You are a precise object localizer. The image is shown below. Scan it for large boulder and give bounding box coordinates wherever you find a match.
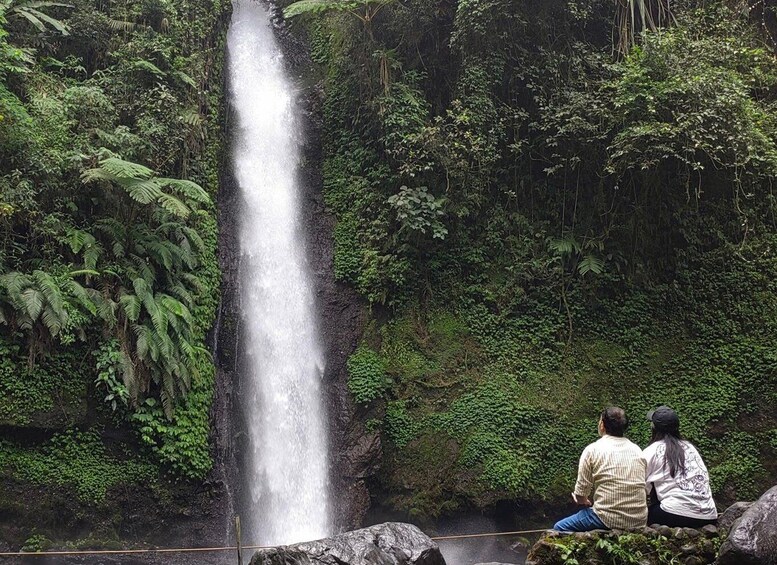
[717,501,752,534]
[250,523,446,565]
[718,486,777,565]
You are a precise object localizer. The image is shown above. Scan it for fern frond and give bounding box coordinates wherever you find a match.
[96,157,154,180]
[21,287,44,320]
[107,18,135,32]
[41,305,64,336]
[121,178,164,205]
[147,241,175,272]
[64,280,97,315]
[578,255,605,276]
[180,226,205,253]
[180,109,203,126]
[180,272,204,293]
[33,270,65,314]
[157,178,210,205]
[131,59,165,77]
[283,0,361,18]
[160,295,192,325]
[170,284,194,309]
[67,229,88,253]
[120,293,142,322]
[157,193,191,218]
[173,71,197,88]
[133,324,152,360]
[0,272,31,297]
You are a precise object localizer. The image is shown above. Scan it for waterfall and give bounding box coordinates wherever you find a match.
[227,0,330,546]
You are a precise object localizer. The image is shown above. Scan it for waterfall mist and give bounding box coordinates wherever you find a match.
[227,0,330,546]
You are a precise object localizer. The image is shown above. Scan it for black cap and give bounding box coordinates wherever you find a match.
[646,405,680,430]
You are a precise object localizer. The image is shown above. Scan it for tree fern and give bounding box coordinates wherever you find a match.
[82,156,210,219]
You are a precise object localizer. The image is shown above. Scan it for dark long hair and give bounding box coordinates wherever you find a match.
[650,426,686,478]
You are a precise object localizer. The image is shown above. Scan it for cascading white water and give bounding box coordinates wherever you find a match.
[227,0,330,546]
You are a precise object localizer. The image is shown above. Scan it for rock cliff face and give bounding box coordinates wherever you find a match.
[295,79,375,531]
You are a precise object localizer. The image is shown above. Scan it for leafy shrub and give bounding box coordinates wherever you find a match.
[347,345,388,404]
[0,430,156,503]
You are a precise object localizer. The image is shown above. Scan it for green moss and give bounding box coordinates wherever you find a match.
[0,430,157,504]
[531,531,722,565]
[347,345,388,404]
[0,340,87,427]
[368,239,777,517]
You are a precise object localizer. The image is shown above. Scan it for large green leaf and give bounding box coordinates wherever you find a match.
[157,193,191,218]
[157,178,210,204]
[283,0,361,18]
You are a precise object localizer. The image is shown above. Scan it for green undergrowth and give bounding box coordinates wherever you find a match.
[531,530,721,565]
[0,341,86,427]
[0,429,157,504]
[0,0,229,486]
[304,0,777,521]
[348,238,777,519]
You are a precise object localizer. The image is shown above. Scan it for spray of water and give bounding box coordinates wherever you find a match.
[227,0,330,546]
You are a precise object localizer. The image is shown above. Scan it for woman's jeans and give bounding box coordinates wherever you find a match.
[553,507,608,532]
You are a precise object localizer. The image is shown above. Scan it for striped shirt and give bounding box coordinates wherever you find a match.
[574,435,648,529]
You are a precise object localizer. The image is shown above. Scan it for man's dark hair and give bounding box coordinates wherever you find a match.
[601,406,628,437]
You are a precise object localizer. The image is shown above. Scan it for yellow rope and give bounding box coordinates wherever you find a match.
[0,529,549,557]
[431,528,549,541]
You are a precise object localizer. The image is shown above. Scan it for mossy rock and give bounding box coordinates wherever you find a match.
[526,528,721,565]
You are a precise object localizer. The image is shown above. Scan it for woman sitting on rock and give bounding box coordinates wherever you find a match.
[643,406,718,528]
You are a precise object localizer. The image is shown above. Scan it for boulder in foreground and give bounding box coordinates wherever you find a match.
[250,522,446,565]
[718,485,777,565]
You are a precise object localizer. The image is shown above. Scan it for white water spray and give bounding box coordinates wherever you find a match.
[227,0,330,546]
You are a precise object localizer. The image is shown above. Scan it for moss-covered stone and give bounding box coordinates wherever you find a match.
[526,527,722,565]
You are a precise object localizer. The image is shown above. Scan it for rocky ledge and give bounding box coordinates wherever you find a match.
[250,522,445,565]
[526,525,720,565]
[527,484,777,565]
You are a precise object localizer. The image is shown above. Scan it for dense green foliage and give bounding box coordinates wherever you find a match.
[530,529,721,565]
[287,0,777,519]
[0,0,228,504]
[0,430,156,503]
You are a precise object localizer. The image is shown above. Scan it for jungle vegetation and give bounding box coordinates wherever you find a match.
[284,0,777,518]
[0,0,228,524]
[0,0,775,548]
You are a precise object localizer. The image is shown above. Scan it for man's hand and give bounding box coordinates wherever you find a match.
[571,492,592,506]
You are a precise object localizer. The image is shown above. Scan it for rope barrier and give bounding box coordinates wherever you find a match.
[431,528,549,541]
[0,528,550,558]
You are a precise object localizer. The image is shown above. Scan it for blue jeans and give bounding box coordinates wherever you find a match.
[553,507,608,532]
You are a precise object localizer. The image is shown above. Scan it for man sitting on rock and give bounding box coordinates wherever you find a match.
[553,406,648,532]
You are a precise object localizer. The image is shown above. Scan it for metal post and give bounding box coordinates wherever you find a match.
[236,515,243,565]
